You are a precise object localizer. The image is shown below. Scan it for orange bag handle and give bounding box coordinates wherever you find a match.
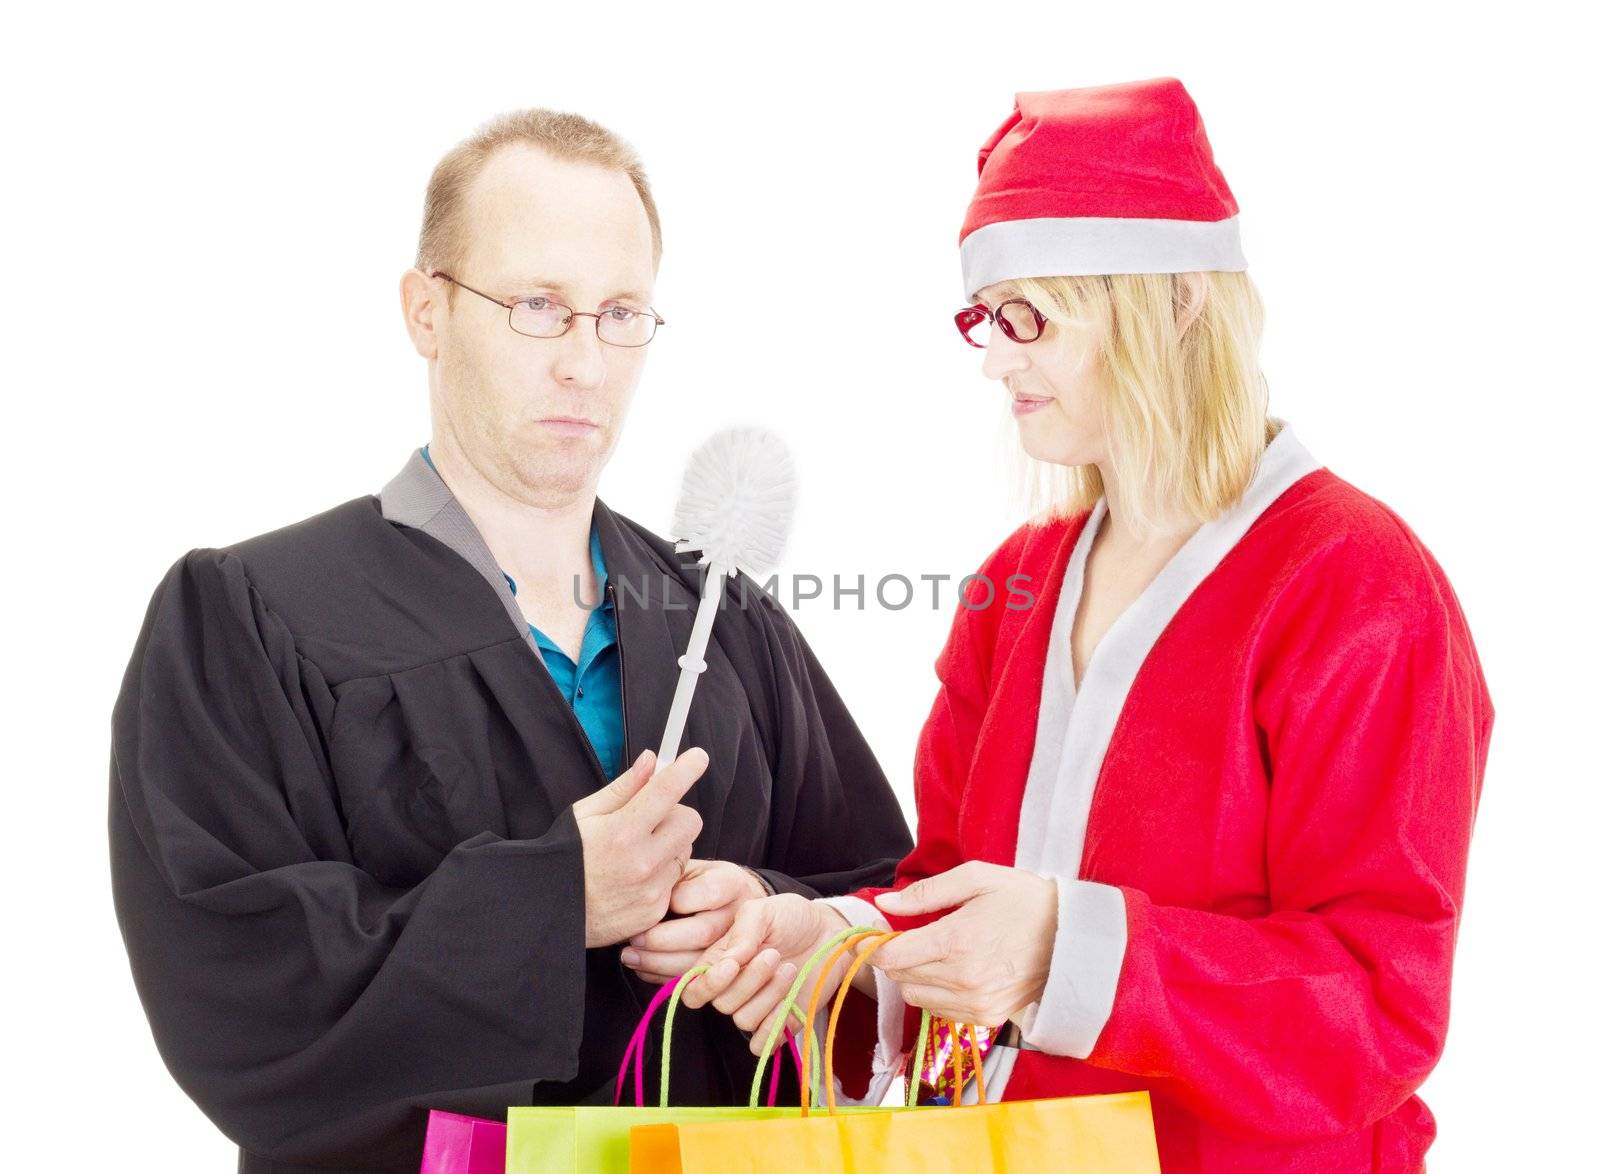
[810,934,990,1115]
[798,930,893,1113]
[748,924,885,1109]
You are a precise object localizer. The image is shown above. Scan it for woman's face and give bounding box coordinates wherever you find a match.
[975,281,1110,468]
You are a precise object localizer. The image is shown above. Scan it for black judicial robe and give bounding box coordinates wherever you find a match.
[108,463,911,1173]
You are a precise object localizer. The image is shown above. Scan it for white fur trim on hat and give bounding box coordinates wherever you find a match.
[961,214,1246,299]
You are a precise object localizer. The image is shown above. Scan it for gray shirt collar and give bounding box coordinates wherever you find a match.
[378,448,537,652]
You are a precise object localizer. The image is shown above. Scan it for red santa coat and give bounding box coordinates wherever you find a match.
[827,424,1493,1172]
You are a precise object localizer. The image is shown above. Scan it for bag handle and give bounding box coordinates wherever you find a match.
[906,1016,988,1109]
[746,924,990,1113]
[748,925,885,1108]
[814,937,990,1114]
[612,967,802,1109]
[797,931,897,1114]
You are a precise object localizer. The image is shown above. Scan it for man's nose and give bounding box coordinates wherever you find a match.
[551,316,607,388]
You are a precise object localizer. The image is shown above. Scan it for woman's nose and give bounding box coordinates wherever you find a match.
[981,333,1028,382]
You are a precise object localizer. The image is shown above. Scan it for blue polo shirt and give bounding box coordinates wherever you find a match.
[421,445,625,779]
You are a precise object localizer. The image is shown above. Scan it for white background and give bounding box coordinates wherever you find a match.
[4,2,1595,1169]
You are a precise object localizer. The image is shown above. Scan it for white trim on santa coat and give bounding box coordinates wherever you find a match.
[1010,419,1323,1069]
[1013,501,1097,869]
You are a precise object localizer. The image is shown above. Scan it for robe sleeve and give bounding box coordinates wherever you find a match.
[1036,584,1494,1143]
[739,579,913,901]
[109,550,589,1168]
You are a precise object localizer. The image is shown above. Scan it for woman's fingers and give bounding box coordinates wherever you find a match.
[898,983,970,1023]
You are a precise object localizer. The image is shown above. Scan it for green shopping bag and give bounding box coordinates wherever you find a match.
[506,947,841,1173]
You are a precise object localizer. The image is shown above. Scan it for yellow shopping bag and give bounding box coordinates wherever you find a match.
[632,930,1162,1172]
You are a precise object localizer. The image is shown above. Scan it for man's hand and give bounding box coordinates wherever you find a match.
[871,861,1057,1025]
[678,894,851,1055]
[573,748,709,948]
[620,860,768,983]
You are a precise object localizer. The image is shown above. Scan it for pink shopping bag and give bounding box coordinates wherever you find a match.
[419,1108,506,1174]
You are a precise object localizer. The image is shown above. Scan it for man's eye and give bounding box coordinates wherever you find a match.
[605,307,639,321]
[523,297,550,310]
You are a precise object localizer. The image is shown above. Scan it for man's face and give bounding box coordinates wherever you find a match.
[431,145,657,507]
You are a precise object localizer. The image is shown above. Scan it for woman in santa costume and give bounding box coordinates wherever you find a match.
[671,77,1494,1171]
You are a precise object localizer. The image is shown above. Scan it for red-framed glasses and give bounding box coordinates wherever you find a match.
[954,298,1048,349]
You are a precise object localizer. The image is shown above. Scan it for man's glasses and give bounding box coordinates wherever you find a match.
[953,298,1048,349]
[432,271,665,347]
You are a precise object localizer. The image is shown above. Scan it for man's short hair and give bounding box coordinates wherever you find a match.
[416,109,663,300]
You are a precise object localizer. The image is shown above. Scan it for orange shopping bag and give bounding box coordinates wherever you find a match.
[632,929,1162,1172]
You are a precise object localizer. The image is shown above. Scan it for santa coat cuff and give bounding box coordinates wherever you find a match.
[1016,878,1129,1059]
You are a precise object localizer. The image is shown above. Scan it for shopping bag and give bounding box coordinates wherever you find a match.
[418,1109,506,1174]
[505,965,809,1172]
[631,927,925,1171]
[633,929,1163,1172]
[633,1092,1161,1172]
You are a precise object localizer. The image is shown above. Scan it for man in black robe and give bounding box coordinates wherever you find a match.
[109,108,911,1173]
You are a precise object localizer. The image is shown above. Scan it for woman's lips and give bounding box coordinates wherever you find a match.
[538,416,600,437]
[1010,396,1052,417]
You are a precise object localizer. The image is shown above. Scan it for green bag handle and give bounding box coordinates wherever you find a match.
[657,963,805,1110]
[658,963,712,1109]
[750,926,872,1107]
[747,925,939,1111]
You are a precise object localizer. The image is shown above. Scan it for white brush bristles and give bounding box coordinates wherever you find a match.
[671,427,797,578]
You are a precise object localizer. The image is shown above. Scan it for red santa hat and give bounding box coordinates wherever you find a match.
[960,77,1246,299]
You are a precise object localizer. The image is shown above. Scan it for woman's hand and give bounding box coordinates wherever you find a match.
[678,894,850,1055]
[620,860,767,983]
[872,862,1058,1026]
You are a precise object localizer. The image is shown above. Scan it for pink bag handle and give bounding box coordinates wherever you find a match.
[612,968,803,1108]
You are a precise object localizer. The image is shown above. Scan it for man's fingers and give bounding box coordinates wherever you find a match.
[626,747,709,827]
[669,864,746,915]
[725,958,795,1033]
[873,861,990,917]
[620,947,702,977]
[575,750,656,818]
[654,804,704,861]
[747,969,803,1057]
[628,909,731,955]
[679,953,741,1009]
[716,899,779,968]
[712,948,779,1022]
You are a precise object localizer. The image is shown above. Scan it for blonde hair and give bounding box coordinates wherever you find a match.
[415,109,662,303]
[1009,271,1275,537]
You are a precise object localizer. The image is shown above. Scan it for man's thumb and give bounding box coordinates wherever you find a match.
[873,864,985,916]
[580,750,655,816]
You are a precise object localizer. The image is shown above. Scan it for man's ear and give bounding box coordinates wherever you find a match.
[400,267,441,360]
[1174,271,1209,340]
